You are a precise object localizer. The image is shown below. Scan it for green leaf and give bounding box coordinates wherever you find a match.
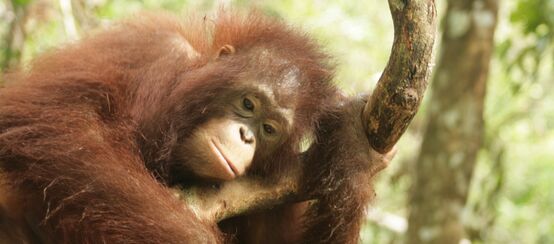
[12,0,33,7]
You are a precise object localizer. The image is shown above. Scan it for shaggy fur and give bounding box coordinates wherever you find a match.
[0,10,380,244]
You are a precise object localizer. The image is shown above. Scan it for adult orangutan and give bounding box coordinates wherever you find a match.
[0,11,391,243]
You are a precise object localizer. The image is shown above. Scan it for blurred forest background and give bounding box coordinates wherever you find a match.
[0,0,552,243]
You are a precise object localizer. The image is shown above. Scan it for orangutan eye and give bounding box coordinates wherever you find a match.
[263,124,275,135]
[243,98,254,111]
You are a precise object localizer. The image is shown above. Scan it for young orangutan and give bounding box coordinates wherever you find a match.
[0,11,391,243]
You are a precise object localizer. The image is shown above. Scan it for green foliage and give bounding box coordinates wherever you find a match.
[499,0,554,94]
[471,1,554,242]
[11,0,32,7]
[511,0,554,35]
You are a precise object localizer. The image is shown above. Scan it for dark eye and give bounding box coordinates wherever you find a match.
[263,124,275,135]
[243,98,254,111]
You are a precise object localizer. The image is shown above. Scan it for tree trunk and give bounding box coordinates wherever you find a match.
[406,0,499,243]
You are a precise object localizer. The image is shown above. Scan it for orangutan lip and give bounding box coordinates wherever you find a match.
[210,139,238,177]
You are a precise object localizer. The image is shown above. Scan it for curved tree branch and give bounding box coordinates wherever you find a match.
[363,0,437,153]
[182,0,437,222]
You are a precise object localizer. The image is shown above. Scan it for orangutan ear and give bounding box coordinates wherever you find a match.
[217,44,236,58]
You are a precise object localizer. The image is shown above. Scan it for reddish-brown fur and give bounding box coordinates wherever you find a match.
[222,98,379,244]
[0,10,380,244]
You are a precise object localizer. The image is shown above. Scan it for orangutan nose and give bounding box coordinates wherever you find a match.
[239,126,255,144]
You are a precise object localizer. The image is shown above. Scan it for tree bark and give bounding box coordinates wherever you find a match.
[406,0,499,243]
[363,0,437,153]
[183,0,437,223]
